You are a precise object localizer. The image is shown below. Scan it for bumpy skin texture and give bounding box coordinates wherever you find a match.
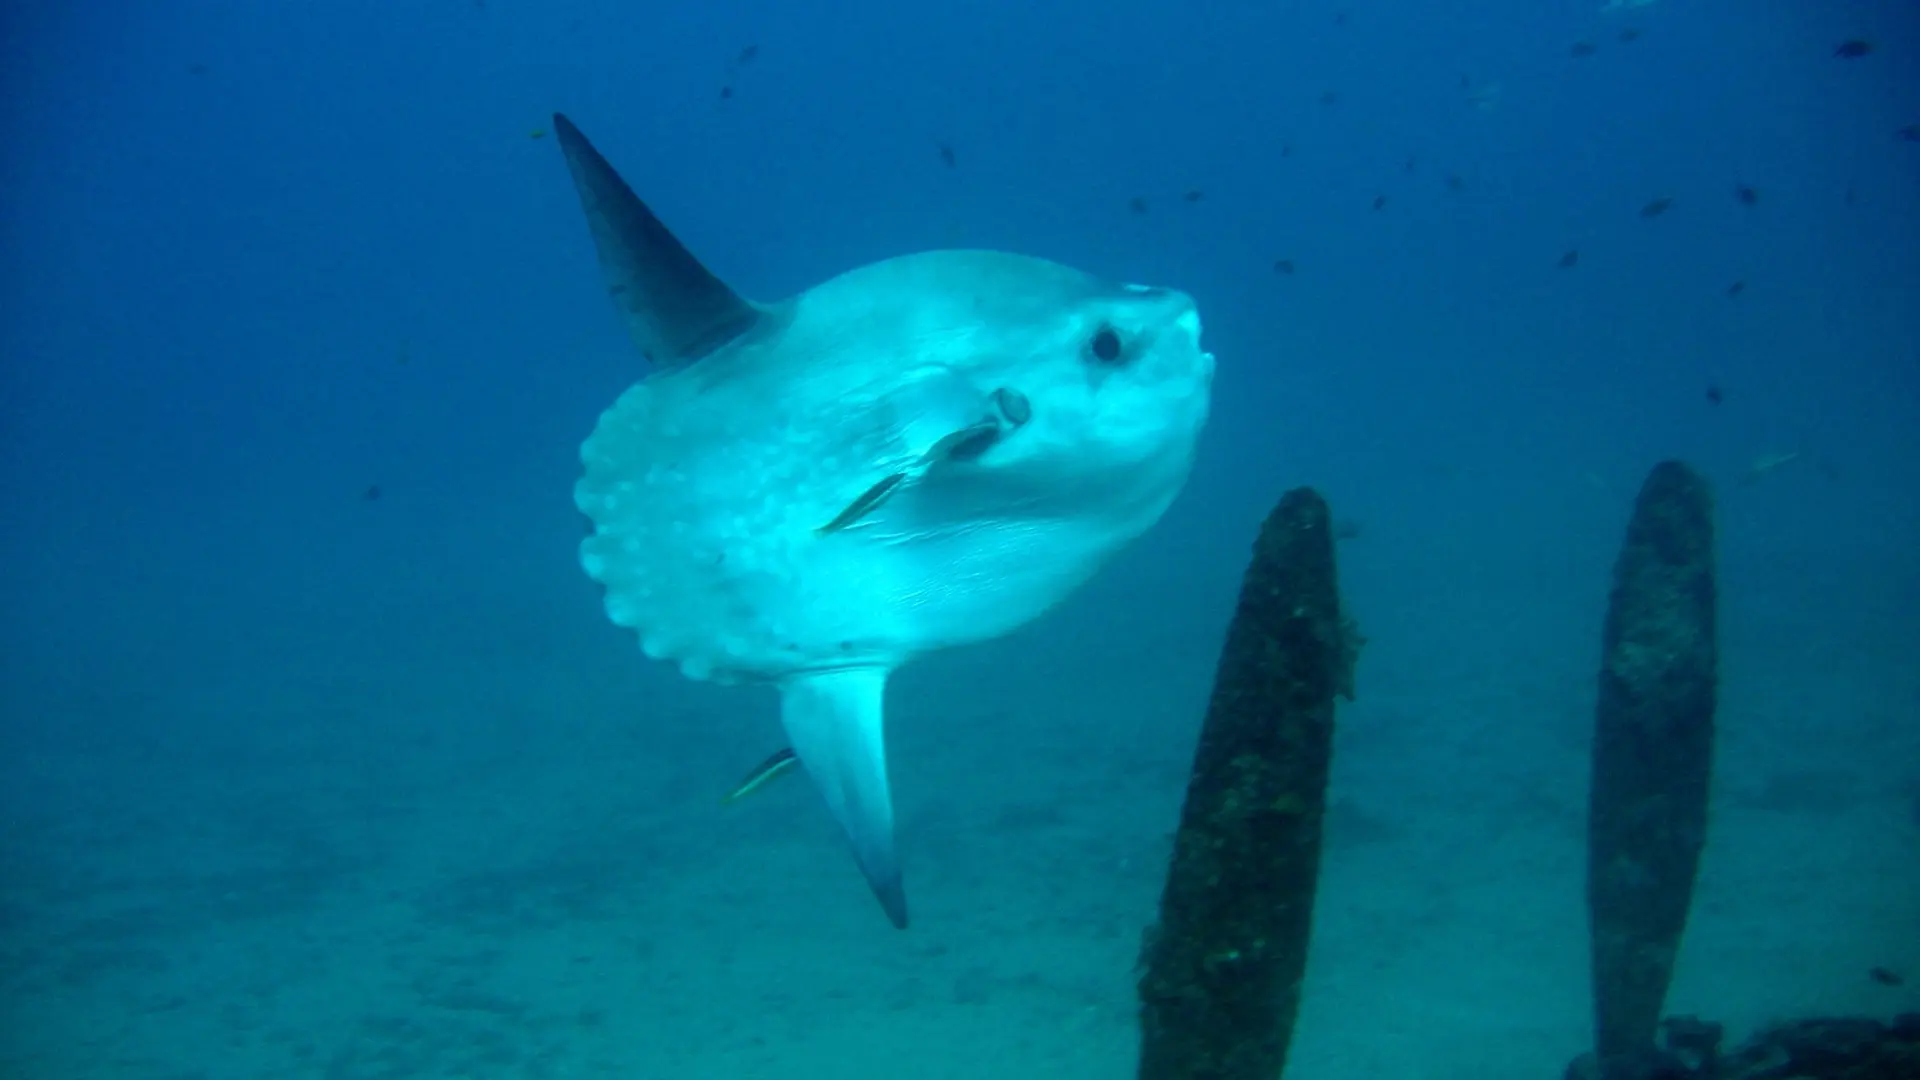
[575,249,1213,685]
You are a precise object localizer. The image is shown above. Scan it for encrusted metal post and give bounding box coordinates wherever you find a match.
[1137,488,1355,1080]
[1586,460,1718,1066]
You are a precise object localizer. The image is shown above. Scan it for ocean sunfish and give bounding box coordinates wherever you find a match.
[553,112,1213,928]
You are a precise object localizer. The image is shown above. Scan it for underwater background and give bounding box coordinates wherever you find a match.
[3,1,1917,1077]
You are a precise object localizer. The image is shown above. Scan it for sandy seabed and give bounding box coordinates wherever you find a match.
[3,534,1915,1080]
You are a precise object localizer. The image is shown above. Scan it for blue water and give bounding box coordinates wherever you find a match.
[3,1,1916,1077]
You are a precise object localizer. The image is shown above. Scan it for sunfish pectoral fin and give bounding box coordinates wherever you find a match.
[817,472,909,535]
[814,418,998,535]
[816,381,1032,534]
[779,668,909,929]
[551,112,764,369]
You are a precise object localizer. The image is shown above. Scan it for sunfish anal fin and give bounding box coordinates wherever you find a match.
[551,112,763,369]
[779,668,908,929]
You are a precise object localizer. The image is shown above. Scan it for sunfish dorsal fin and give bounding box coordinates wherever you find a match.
[779,668,909,929]
[551,112,763,369]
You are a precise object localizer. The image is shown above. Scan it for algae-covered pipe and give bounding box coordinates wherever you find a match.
[1587,460,1717,1064]
[1137,487,1355,1080]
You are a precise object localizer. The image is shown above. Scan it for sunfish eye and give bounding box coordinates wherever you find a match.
[1089,325,1124,364]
